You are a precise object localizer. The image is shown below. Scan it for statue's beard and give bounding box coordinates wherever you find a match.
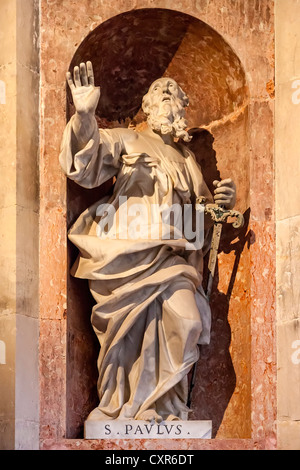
[147,101,192,142]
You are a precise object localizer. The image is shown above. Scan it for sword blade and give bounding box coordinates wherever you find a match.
[206,222,223,300]
[187,214,224,407]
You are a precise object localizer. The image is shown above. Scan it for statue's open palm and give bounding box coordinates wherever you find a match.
[67,61,100,115]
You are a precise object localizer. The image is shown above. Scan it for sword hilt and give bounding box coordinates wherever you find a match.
[204,203,244,228]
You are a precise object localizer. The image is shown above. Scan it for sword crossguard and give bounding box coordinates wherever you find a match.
[204,203,244,229]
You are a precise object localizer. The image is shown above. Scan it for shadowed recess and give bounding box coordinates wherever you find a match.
[67,8,248,128]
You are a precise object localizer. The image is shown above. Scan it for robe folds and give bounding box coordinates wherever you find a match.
[59,116,214,420]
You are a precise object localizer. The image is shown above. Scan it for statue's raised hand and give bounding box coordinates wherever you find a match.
[67,61,100,115]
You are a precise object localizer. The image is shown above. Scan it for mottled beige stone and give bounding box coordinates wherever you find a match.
[275,0,300,85]
[275,0,300,450]
[0,0,17,451]
[0,0,39,451]
[0,314,16,412]
[276,216,300,323]
[275,82,300,221]
[16,65,39,212]
[275,0,300,219]
[16,0,39,72]
[277,319,300,421]
[277,421,300,451]
[0,0,17,66]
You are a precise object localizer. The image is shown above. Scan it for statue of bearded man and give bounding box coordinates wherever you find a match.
[59,62,236,423]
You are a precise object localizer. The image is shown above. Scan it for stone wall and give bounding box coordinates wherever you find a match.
[0,0,40,450]
[275,0,300,450]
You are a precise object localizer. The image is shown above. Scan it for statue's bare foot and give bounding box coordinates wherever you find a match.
[137,409,163,423]
[166,414,181,421]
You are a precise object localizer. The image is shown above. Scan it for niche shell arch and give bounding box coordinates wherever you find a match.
[65,8,251,439]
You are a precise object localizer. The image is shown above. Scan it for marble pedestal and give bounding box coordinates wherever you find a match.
[84,419,212,439]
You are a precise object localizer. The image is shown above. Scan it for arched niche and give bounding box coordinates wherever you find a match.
[65,8,251,439]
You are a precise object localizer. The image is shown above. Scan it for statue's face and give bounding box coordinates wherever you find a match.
[147,78,181,113]
[142,77,191,142]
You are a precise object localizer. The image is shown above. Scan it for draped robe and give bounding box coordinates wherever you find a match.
[59,117,214,420]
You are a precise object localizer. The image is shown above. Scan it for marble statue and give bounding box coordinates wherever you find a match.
[59,61,236,423]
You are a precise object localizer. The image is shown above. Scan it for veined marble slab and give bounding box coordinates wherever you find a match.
[84,419,212,439]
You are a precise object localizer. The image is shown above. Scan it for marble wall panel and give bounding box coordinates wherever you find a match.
[40,436,269,451]
[275,0,300,450]
[0,63,17,210]
[249,221,276,441]
[16,0,39,73]
[15,314,39,449]
[277,319,300,421]
[249,100,275,223]
[0,0,17,451]
[277,421,300,451]
[0,0,17,65]
[276,82,300,221]
[16,65,39,212]
[0,313,15,449]
[275,0,300,86]
[39,318,67,442]
[0,0,40,449]
[277,215,300,323]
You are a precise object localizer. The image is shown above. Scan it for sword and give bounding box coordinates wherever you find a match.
[187,201,244,408]
[205,203,244,300]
